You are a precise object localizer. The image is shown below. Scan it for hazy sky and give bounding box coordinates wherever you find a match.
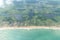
[0,0,13,8]
[0,0,23,8]
[0,0,4,7]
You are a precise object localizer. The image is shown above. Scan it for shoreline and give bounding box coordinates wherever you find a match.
[0,26,60,30]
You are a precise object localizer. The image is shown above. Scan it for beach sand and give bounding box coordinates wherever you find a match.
[0,26,60,30]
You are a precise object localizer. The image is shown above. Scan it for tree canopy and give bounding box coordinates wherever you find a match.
[0,0,60,26]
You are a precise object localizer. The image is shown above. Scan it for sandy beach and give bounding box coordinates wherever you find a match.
[0,26,60,30]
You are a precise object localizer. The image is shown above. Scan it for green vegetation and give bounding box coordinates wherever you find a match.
[0,0,60,26]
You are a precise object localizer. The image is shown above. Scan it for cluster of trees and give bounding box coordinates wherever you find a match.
[0,0,60,26]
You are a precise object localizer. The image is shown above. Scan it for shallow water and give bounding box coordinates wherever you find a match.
[0,29,60,40]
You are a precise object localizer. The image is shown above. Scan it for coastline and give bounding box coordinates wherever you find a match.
[0,26,60,30]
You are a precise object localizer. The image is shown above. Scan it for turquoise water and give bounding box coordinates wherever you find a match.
[0,29,60,40]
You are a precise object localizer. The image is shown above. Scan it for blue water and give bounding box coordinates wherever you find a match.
[0,29,60,40]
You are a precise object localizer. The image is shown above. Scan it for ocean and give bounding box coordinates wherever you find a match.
[0,29,60,40]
